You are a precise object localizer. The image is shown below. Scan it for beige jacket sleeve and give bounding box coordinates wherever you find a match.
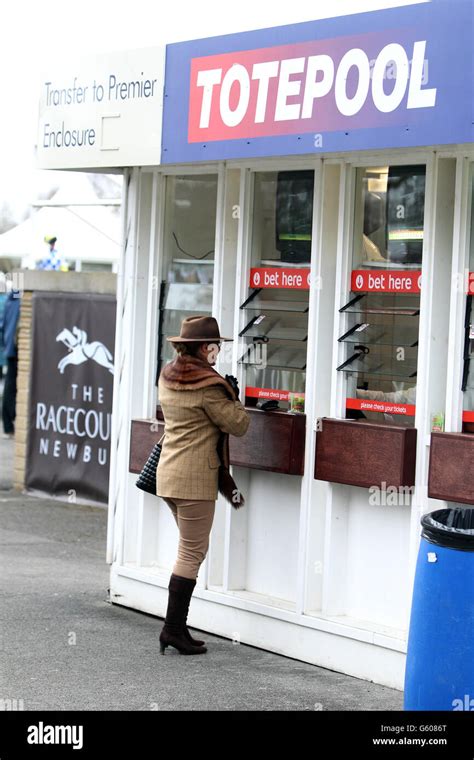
[202,386,250,437]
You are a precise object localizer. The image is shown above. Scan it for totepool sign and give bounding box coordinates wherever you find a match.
[162,0,473,162]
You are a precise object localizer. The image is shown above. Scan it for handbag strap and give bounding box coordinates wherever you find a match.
[151,421,165,446]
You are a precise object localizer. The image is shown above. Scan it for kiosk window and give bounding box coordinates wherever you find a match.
[462,170,474,424]
[157,174,218,380]
[338,165,425,427]
[238,170,314,411]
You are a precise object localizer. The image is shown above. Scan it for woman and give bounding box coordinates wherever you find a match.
[156,315,250,655]
[0,290,6,382]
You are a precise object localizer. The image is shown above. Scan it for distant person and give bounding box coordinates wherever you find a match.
[36,235,69,271]
[0,283,21,439]
[0,290,6,381]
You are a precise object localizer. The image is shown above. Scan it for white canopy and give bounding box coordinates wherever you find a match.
[0,173,122,269]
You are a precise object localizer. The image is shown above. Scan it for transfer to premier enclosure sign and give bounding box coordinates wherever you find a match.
[37,47,165,169]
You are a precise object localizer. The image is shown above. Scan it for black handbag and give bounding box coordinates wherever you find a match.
[135,432,165,496]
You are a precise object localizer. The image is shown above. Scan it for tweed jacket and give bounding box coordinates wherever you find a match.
[156,372,250,501]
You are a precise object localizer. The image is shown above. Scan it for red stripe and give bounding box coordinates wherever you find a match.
[245,386,300,401]
[346,397,416,416]
[351,269,422,293]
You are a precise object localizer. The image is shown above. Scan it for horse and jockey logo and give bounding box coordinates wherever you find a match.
[56,326,114,375]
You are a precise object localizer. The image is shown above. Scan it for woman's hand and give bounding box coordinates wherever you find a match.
[225,374,240,399]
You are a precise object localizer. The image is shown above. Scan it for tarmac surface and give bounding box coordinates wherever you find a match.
[0,433,402,711]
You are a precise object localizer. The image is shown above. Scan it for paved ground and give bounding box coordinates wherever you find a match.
[0,433,402,711]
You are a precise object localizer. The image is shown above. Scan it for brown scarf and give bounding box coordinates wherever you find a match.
[160,354,245,508]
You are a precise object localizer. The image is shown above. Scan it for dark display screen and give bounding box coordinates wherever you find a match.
[386,164,426,265]
[275,170,314,263]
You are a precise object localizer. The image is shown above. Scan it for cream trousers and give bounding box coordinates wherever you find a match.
[163,497,216,580]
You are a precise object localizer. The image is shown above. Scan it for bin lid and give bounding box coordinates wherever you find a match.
[421,508,474,551]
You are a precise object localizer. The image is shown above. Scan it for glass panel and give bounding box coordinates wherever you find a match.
[240,342,307,371]
[253,170,314,265]
[241,311,308,342]
[245,365,306,396]
[338,347,418,378]
[341,293,420,316]
[338,321,419,347]
[242,297,309,313]
[353,165,425,270]
[163,283,214,312]
[157,175,218,381]
[240,170,314,410]
[349,377,417,426]
[340,164,425,427]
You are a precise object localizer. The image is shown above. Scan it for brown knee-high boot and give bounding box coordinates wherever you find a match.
[159,574,207,655]
[177,575,206,647]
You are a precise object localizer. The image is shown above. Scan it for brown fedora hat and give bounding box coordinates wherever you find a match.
[166,315,233,343]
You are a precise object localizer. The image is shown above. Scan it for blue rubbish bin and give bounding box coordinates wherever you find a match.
[404,508,474,710]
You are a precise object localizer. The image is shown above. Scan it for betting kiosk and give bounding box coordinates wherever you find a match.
[37,1,474,690]
[120,2,473,690]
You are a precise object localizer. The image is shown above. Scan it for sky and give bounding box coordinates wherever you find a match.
[0,0,429,221]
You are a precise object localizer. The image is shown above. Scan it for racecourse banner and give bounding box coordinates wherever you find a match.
[25,292,116,504]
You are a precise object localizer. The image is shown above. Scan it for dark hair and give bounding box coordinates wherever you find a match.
[172,341,204,357]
